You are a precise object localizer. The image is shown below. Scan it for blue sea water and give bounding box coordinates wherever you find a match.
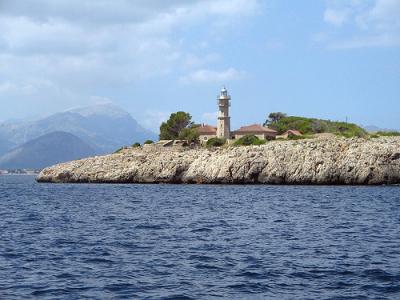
[0,175,399,299]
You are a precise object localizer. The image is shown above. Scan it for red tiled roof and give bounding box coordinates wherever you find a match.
[233,124,277,135]
[196,124,217,135]
[286,129,302,136]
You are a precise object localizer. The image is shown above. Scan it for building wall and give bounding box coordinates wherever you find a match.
[233,133,276,140]
[217,97,231,139]
[233,133,263,140]
[217,117,230,139]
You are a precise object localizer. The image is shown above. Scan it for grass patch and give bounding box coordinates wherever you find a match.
[269,116,367,138]
[206,137,226,147]
[375,131,400,136]
[114,146,127,153]
[287,134,313,140]
[234,135,266,146]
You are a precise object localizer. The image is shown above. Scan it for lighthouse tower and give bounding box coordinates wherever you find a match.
[216,87,231,139]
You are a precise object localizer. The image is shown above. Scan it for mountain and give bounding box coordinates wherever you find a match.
[0,103,157,155]
[362,125,398,133]
[0,131,96,169]
[0,137,11,156]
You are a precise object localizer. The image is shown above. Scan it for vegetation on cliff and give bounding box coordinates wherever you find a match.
[375,131,400,137]
[234,135,266,146]
[206,137,226,147]
[159,111,199,143]
[37,137,400,185]
[265,113,367,138]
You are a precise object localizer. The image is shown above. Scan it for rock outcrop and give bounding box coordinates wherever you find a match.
[36,137,400,185]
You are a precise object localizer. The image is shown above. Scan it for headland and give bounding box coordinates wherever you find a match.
[36,136,400,185]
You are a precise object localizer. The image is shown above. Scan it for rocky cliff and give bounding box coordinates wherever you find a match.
[36,137,400,185]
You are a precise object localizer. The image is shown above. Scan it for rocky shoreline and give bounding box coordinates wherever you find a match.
[36,137,400,185]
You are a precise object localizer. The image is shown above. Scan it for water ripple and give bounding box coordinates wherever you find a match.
[1,176,400,299]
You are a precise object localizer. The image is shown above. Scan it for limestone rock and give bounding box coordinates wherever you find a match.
[36,137,400,185]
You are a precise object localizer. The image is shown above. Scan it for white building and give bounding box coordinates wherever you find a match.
[196,87,278,143]
[216,87,231,139]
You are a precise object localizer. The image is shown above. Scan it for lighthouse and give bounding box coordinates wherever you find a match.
[216,87,231,139]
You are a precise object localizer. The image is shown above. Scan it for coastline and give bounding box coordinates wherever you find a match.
[36,136,400,185]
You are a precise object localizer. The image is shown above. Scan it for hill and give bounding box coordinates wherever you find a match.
[0,131,96,169]
[363,125,399,133]
[268,115,367,137]
[37,137,400,185]
[0,103,157,155]
[0,137,10,156]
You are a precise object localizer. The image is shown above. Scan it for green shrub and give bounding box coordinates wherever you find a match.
[288,134,309,140]
[159,111,193,140]
[132,142,141,148]
[267,115,367,138]
[234,135,266,146]
[178,127,199,143]
[144,140,154,144]
[206,137,226,147]
[375,131,400,136]
[114,147,126,153]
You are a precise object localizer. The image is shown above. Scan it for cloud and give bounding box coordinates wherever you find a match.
[321,0,400,48]
[357,0,400,30]
[329,33,400,49]
[0,0,260,25]
[140,110,171,132]
[0,81,17,94]
[180,68,246,84]
[324,9,350,27]
[265,39,284,50]
[0,79,58,96]
[0,0,259,118]
[182,53,220,69]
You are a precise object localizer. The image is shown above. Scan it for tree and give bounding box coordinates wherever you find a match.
[234,135,266,146]
[159,111,193,140]
[206,137,226,147]
[132,142,141,148]
[178,127,199,143]
[263,112,287,126]
[144,140,154,144]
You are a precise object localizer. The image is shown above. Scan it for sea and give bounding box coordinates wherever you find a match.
[1,175,399,299]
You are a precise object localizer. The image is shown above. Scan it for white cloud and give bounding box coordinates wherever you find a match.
[202,0,259,16]
[0,0,260,25]
[180,68,246,84]
[139,110,171,132]
[0,0,259,118]
[265,39,284,50]
[183,53,220,69]
[321,0,400,48]
[0,79,58,96]
[357,0,400,30]
[0,81,17,94]
[324,9,350,27]
[89,96,113,105]
[329,33,400,49]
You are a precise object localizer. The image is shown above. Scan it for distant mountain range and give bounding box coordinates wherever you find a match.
[0,131,96,169]
[362,125,399,133]
[0,104,157,169]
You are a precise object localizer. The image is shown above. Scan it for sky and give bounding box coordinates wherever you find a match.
[0,0,399,131]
